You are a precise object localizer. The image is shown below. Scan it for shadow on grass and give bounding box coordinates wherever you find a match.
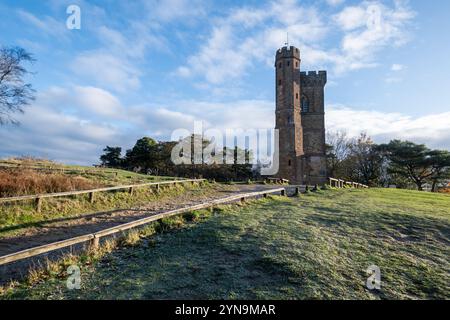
[45,207,304,300]
[307,208,450,246]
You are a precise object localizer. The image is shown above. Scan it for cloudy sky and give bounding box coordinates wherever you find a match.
[0,0,449,164]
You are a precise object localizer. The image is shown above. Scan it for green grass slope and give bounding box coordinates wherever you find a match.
[4,188,450,300]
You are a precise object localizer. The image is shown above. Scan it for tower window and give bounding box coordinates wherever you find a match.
[287,115,294,124]
[296,93,299,99]
[278,79,282,86]
[288,159,292,166]
[301,95,310,112]
[287,61,290,67]
[296,61,299,68]
[279,62,282,68]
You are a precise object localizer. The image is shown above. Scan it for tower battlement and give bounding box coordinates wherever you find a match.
[275,46,300,60]
[300,70,327,87]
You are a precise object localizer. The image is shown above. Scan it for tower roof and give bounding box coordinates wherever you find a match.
[276,46,300,60]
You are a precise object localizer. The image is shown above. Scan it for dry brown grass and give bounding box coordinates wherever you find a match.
[0,169,102,197]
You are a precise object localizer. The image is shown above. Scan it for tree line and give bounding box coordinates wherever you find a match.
[326,131,450,191]
[101,133,450,191]
[99,136,254,182]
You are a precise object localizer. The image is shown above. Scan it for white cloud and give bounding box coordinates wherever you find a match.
[178,0,329,85]
[177,0,415,87]
[335,1,415,73]
[326,104,450,150]
[333,6,367,31]
[96,25,167,60]
[0,107,124,165]
[129,99,274,138]
[391,63,405,71]
[17,9,68,40]
[73,86,124,117]
[72,51,141,93]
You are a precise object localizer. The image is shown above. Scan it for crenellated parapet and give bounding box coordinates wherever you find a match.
[275,46,300,62]
[300,70,327,87]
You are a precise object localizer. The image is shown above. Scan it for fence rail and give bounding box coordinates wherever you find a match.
[0,179,206,212]
[0,187,285,266]
[328,178,368,189]
[265,178,290,184]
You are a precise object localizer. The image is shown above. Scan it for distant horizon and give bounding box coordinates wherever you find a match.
[1,0,449,165]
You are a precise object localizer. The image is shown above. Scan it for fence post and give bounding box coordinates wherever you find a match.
[294,187,300,196]
[90,236,99,250]
[35,197,42,213]
[129,187,134,195]
[89,192,95,204]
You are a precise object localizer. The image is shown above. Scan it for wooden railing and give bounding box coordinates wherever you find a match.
[0,187,286,266]
[265,178,290,184]
[0,179,206,212]
[328,178,368,189]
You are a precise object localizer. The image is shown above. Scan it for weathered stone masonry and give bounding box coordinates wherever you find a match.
[274,46,327,185]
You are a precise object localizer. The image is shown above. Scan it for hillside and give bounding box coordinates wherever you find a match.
[0,158,182,237]
[3,188,449,300]
[0,158,176,197]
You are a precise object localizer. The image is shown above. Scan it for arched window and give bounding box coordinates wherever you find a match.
[301,95,309,112]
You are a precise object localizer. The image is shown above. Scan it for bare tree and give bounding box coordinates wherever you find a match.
[348,132,383,186]
[0,46,35,125]
[326,130,351,177]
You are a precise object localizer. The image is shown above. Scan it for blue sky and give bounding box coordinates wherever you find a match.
[0,0,449,164]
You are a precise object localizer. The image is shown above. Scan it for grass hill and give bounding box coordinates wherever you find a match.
[3,188,449,300]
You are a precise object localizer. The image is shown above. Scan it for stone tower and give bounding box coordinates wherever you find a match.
[274,46,327,185]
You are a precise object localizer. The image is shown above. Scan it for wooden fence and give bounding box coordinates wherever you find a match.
[0,187,286,266]
[0,179,206,212]
[265,178,290,184]
[328,178,368,189]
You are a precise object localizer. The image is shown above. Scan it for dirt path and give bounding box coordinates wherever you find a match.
[0,184,280,256]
